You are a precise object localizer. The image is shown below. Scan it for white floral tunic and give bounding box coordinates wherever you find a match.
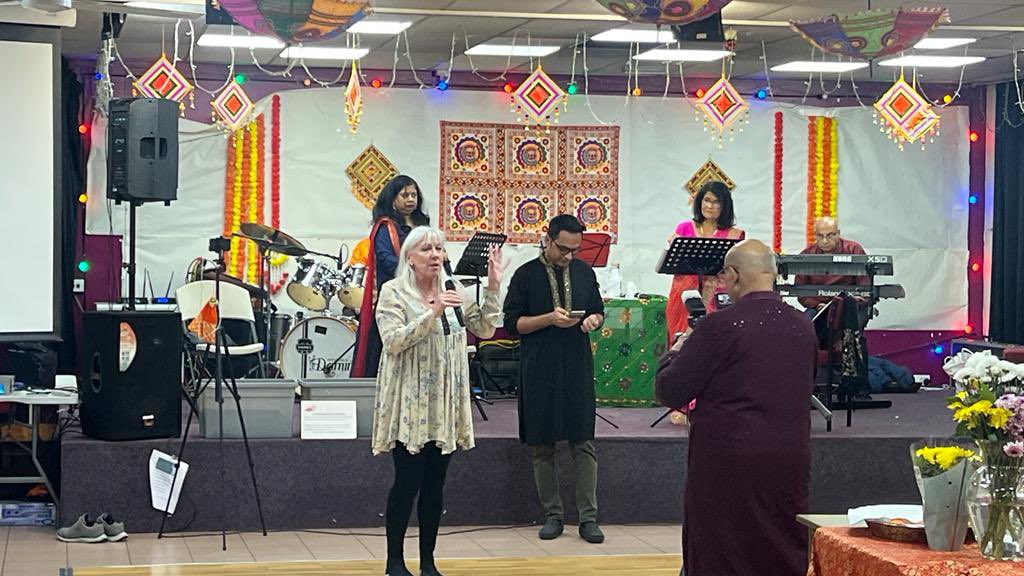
[371,281,501,456]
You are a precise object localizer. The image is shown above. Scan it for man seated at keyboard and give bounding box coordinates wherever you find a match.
[794,217,871,316]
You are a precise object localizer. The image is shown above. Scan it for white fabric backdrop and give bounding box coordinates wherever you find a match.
[86,87,970,329]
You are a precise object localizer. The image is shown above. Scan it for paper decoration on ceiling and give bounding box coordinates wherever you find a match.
[873,73,940,151]
[595,0,732,25]
[685,160,735,205]
[695,76,749,146]
[790,7,949,60]
[212,80,255,132]
[344,62,363,134]
[213,0,368,44]
[133,54,194,113]
[806,116,839,245]
[511,66,566,131]
[346,145,398,210]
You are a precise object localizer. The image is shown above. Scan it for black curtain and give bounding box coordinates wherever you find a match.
[992,84,1024,344]
[57,58,84,370]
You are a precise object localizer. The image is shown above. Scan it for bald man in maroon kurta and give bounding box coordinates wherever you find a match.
[656,240,816,576]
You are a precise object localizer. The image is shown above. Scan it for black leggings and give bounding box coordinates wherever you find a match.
[386,442,452,565]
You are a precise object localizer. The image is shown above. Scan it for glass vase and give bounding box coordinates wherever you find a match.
[966,441,1024,560]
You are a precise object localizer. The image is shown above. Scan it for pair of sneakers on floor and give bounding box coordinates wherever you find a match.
[56,514,127,543]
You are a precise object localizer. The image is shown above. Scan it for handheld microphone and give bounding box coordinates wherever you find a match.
[442,261,465,328]
[682,289,706,328]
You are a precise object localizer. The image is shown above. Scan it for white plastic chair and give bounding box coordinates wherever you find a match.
[176,280,264,371]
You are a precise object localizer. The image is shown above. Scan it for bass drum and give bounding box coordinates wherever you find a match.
[280,316,358,380]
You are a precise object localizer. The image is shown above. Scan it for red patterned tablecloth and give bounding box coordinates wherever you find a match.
[810,527,1024,576]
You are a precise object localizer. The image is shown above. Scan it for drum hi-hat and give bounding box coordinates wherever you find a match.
[238,223,308,256]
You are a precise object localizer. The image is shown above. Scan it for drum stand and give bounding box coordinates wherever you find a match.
[158,246,267,550]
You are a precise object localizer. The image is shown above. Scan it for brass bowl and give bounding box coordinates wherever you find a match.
[865,518,927,544]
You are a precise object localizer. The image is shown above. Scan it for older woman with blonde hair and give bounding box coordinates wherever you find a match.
[372,226,503,576]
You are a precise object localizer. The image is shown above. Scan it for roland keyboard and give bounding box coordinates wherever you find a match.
[776,254,894,277]
[775,284,906,300]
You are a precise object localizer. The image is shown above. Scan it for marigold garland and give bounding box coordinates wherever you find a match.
[773,111,783,254]
[247,121,259,284]
[224,133,236,239]
[231,128,244,277]
[806,116,839,244]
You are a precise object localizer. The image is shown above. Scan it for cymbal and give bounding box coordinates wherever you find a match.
[201,270,268,300]
[238,223,307,255]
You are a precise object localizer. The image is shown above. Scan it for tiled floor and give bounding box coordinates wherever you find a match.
[0,524,683,575]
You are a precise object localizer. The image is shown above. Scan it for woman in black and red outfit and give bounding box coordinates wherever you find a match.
[352,175,430,378]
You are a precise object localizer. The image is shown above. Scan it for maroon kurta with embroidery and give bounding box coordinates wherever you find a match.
[655,291,817,576]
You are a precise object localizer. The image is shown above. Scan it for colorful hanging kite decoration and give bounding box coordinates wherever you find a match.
[212,80,255,132]
[347,144,398,209]
[874,73,941,151]
[773,111,784,254]
[695,76,749,147]
[133,54,194,114]
[511,65,567,133]
[790,7,948,61]
[344,61,363,134]
[222,115,267,283]
[806,116,839,245]
[595,0,732,26]
[213,0,368,44]
[685,160,735,205]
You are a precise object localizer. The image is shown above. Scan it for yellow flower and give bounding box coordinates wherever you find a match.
[988,407,1012,430]
[915,446,976,471]
[955,391,968,401]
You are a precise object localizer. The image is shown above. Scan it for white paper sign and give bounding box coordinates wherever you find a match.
[300,400,357,440]
[149,449,188,514]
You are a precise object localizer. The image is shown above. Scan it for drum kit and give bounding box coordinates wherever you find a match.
[203,223,368,380]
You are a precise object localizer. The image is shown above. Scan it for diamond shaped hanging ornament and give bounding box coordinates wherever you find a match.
[212,79,254,132]
[695,75,749,148]
[873,71,940,151]
[511,65,566,134]
[133,54,194,115]
[345,61,363,135]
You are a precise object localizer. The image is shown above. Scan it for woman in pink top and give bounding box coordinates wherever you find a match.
[665,181,745,341]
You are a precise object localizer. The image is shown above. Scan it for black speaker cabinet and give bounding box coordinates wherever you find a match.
[80,311,182,441]
[106,98,179,205]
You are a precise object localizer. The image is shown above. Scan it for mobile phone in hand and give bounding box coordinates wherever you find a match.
[569,310,586,318]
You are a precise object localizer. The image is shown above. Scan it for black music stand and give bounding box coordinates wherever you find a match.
[454,233,507,420]
[650,236,739,427]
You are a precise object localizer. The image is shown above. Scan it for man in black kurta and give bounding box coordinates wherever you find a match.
[655,240,816,576]
[503,215,606,544]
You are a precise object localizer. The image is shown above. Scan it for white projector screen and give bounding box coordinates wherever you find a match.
[0,27,61,340]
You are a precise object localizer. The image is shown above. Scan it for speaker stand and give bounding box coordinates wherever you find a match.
[126,201,139,310]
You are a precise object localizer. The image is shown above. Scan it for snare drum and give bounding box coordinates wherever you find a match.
[337,264,367,312]
[287,258,341,311]
[280,316,358,380]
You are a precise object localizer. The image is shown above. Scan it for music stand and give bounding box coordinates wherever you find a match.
[579,233,611,268]
[453,233,507,420]
[650,237,739,427]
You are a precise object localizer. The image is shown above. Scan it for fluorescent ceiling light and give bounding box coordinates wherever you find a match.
[197,32,284,49]
[592,28,675,43]
[914,37,976,50]
[464,44,560,57]
[770,61,869,73]
[125,1,204,14]
[279,46,370,60]
[633,48,732,62]
[345,20,412,35]
[879,55,985,68]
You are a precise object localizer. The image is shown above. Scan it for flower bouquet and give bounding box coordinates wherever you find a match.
[910,440,977,550]
[943,350,1024,560]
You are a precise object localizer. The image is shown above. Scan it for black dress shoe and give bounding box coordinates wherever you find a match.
[538,518,564,540]
[579,521,605,544]
[420,563,445,576]
[385,560,414,576]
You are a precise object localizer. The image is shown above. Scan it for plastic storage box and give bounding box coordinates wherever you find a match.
[199,379,295,439]
[298,378,377,438]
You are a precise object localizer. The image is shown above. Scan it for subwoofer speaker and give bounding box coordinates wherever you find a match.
[80,311,182,440]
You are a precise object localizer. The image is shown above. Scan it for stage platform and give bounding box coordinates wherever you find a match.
[60,390,952,533]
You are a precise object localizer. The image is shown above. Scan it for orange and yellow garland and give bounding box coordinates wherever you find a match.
[223,115,267,283]
[806,116,839,245]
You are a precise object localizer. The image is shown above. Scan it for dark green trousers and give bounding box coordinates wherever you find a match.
[531,441,598,523]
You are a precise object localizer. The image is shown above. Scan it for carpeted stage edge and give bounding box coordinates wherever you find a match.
[60,392,950,533]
